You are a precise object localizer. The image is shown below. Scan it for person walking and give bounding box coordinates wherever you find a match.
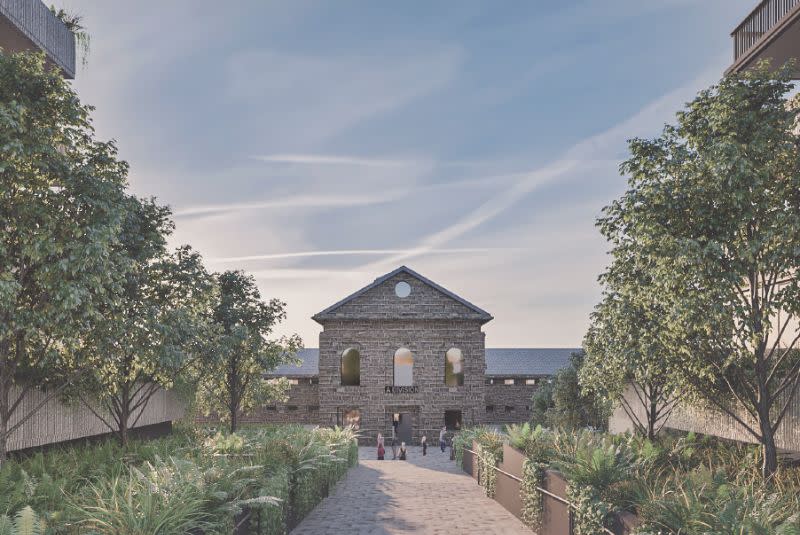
[421,435,427,456]
[399,441,407,460]
[391,427,398,460]
[377,433,385,460]
[439,426,447,453]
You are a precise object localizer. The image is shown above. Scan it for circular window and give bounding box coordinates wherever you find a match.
[394,281,411,298]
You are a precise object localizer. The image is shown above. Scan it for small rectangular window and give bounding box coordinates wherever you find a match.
[504,378,515,385]
[485,378,494,385]
[287,379,299,385]
[265,406,277,411]
[525,378,537,385]
[287,405,298,411]
[311,377,319,385]
[307,405,319,412]
[504,405,514,412]
[486,405,494,412]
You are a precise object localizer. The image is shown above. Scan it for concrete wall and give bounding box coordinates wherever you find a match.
[8,384,184,452]
[609,383,800,452]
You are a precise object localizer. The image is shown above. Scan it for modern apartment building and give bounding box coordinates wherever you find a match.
[0,0,75,78]
[727,0,800,77]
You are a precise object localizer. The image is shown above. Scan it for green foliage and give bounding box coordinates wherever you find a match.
[529,352,610,431]
[195,271,302,432]
[0,50,128,459]
[597,61,800,477]
[0,425,358,534]
[0,507,45,535]
[76,196,218,444]
[520,458,546,531]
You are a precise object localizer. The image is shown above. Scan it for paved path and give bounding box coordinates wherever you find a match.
[291,446,530,534]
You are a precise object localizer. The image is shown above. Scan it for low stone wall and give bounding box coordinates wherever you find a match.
[485,382,538,424]
[8,384,184,452]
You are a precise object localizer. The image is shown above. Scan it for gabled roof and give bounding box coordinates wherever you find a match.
[265,347,580,378]
[312,265,493,323]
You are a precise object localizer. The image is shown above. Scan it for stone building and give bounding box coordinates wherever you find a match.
[260,266,578,443]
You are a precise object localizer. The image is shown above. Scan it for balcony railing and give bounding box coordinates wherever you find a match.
[0,0,75,78]
[732,0,800,62]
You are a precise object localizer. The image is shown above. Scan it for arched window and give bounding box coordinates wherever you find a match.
[341,348,360,386]
[394,347,414,386]
[445,347,464,386]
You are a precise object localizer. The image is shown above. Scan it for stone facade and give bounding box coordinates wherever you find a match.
[232,267,574,441]
[239,379,321,426]
[315,269,491,444]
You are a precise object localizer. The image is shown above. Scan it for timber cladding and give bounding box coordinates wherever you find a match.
[610,383,800,452]
[7,385,184,452]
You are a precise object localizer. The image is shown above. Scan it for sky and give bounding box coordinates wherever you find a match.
[62,0,754,348]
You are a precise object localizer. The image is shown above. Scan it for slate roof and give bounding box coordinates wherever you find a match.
[484,348,579,376]
[268,348,320,376]
[312,265,493,323]
[266,347,580,377]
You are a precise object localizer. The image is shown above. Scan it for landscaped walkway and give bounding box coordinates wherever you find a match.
[291,446,530,534]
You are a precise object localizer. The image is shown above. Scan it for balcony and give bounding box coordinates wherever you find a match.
[728,0,800,77]
[0,0,75,79]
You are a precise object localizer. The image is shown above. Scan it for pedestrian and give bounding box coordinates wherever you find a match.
[399,441,407,460]
[377,432,385,460]
[391,428,398,460]
[439,426,447,453]
[421,435,427,456]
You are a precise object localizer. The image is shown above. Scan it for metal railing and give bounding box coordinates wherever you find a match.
[464,447,616,535]
[0,0,76,77]
[732,0,800,61]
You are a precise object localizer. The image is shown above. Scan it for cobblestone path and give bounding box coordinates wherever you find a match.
[291,446,530,534]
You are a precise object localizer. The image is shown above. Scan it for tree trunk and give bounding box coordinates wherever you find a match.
[230,404,238,433]
[0,354,10,467]
[758,405,779,478]
[647,395,658,441]
[118,384,130,447]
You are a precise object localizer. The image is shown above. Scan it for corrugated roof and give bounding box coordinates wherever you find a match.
[266,347,580,377]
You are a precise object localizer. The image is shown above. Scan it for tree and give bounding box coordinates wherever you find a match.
[196,271,301,433]
[530,352,608,430]
[601,62,800,477]
[582,255,682,440]
[75,197,217,445]
[0,52,128,462]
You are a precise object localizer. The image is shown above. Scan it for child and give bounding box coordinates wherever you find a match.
[399,441,407,460]
[377,433,385,460]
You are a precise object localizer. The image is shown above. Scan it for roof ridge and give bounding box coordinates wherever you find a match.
[312,265,493,322]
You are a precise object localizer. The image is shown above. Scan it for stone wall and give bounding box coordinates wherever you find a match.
[485,382,538,424]
[318,318,486,444]
[241,380,321,425]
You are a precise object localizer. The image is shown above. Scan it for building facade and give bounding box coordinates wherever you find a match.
[259,266,577,444]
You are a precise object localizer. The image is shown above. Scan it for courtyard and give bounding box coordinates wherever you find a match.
[291,447,529,535]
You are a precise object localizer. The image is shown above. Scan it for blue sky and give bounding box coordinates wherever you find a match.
[66,0,753,347]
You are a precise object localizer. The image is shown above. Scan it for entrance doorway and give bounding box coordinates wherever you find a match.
[393,412,412,444]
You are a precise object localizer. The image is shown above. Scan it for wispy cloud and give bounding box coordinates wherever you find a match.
[365,66,723,272]
[251,154,415,167]
[173,192,401,218]
[208,247,518,264]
